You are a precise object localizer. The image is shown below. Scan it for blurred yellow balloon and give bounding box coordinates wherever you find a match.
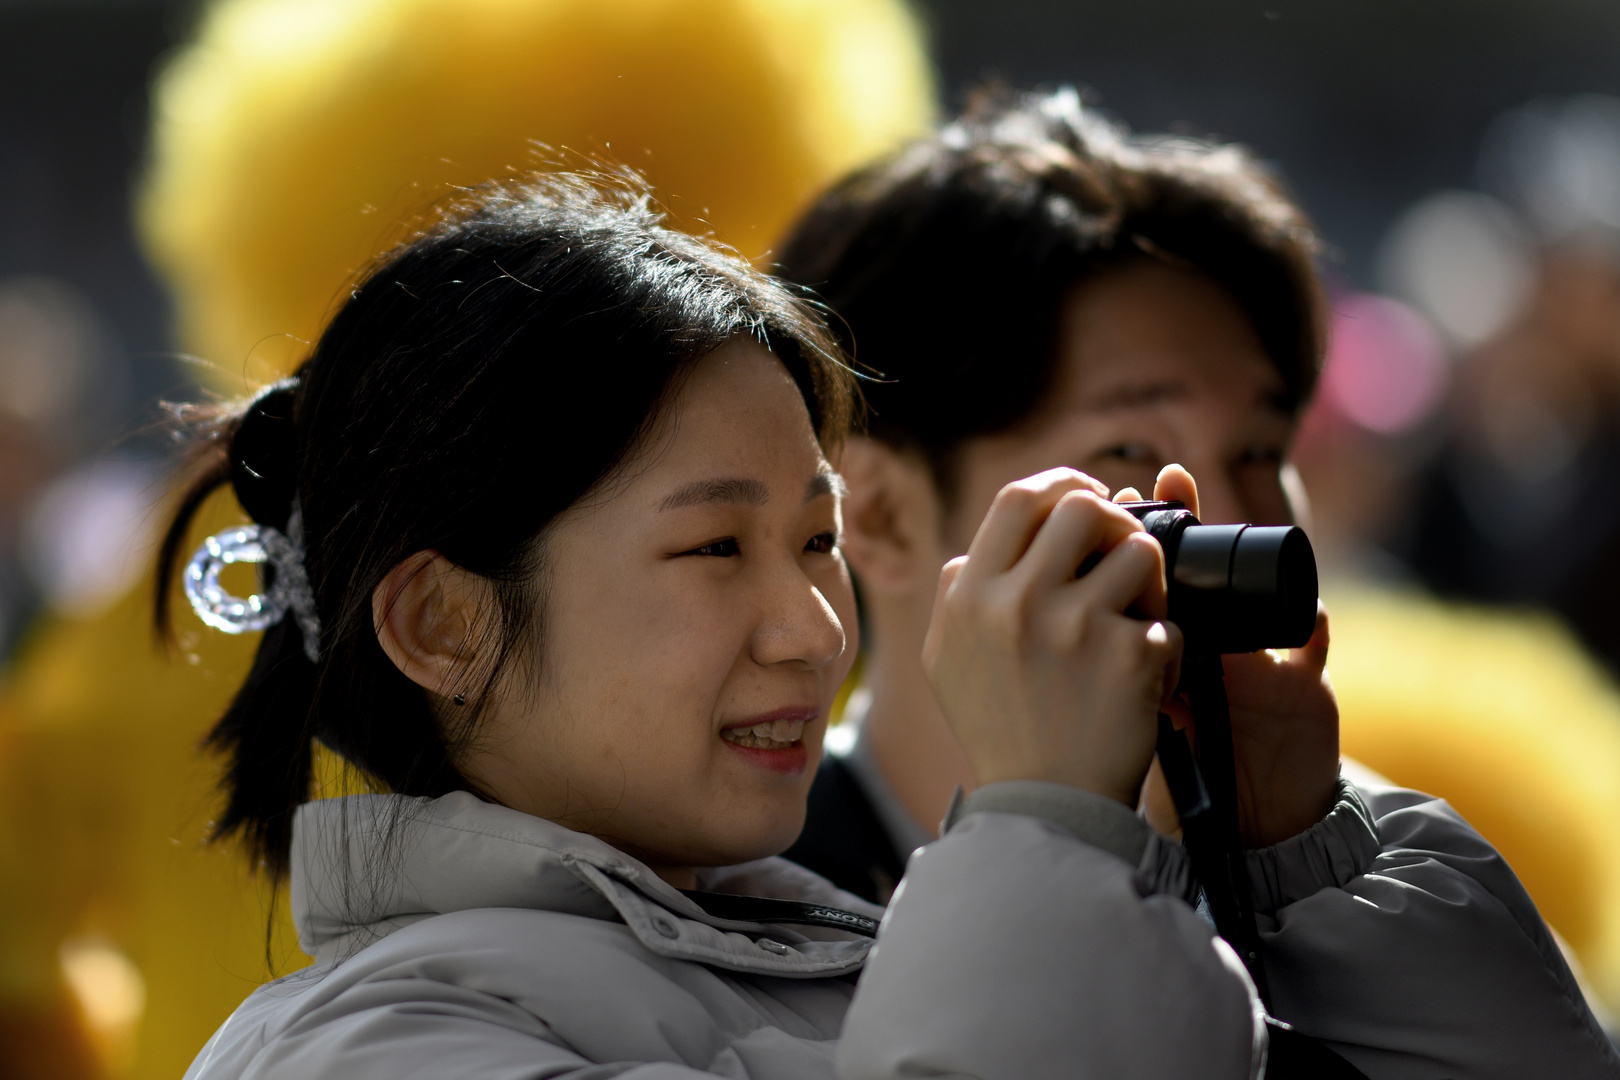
[1330,587,1620,1012]
[0,0,933,1076]
[141,0,936,394]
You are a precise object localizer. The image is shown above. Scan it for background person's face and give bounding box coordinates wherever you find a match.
[944,260,1298,549]
[459,339,858,875]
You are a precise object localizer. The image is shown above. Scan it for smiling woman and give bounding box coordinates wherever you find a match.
[407,339,859,886]
[154,171,856,884]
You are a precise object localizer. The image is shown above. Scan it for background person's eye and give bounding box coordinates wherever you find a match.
[1236,444,1285,467]
[1095,441,1159,465]
[804,531,839,555]
[685,537,740,558]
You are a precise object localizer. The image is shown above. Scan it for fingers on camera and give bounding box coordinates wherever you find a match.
[969,469,1111,574]
[1148,619,1184,702]
[1152,463,1199,516]
[1017,489,1140,591]
[1069,531,1167,620]
[1046,538,1172,649]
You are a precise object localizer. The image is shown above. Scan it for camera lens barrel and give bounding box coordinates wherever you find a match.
[1125,502,1318,654]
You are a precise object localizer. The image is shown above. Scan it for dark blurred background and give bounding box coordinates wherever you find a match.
[922,0,1620,281]
[10,0,1620,659]
[14,0,1620,412]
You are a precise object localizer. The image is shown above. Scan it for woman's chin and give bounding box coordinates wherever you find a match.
[675,810,807,871]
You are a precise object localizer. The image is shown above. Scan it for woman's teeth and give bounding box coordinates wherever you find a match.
[722,718,806,750]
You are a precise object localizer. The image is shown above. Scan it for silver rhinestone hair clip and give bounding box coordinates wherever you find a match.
[183,504,321,662]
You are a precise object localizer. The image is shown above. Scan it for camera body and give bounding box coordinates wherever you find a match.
[1121,501,1318,654]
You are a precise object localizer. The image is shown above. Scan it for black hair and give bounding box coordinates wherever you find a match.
[775,86,1326,499]
[156,171,855,879]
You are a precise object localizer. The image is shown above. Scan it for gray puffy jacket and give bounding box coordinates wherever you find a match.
[185,776,1618,1080]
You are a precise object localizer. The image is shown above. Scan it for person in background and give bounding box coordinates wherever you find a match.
[773,88,1620,1063]
[778,87,1322,903]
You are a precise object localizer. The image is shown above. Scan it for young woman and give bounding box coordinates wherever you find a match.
[167,175,1610,1080]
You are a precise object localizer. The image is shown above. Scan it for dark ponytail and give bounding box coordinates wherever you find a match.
[156,172,855,881]
[157,382,326,871]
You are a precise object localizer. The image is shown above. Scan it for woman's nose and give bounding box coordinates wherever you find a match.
[751,575,847,671]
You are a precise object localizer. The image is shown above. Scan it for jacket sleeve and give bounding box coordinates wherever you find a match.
[836,781,1268,1080]
[1250,776,1620,1080]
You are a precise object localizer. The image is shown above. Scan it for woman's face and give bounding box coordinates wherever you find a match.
[461,339,857,881]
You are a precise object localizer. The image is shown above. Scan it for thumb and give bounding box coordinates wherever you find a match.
[1153,464,1199,518]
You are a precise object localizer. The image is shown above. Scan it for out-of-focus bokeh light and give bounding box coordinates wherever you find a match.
[59,938,147,1075]
[1376,190,1534,350]
[1481,94,1620,245]
[23,460,161,618]
[1320,293,1449,435]
[0,278,99,426]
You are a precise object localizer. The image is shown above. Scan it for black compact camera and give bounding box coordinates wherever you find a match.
[1121,501,1318,654]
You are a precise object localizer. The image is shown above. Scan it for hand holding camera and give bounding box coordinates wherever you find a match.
[921,467,1184,808]
[925,464,1337,839]
[1142,466,1340,850]
[926,463,1340,1001]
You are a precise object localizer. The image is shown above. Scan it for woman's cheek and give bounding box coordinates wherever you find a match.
[651,580,751,702]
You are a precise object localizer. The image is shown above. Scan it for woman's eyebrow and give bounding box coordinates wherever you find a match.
[659,477,769,511]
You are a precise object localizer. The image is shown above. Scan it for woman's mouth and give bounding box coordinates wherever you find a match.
[719,709,815,775]
[720,717,806,750]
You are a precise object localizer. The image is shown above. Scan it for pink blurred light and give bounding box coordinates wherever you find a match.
[1320,293,1448,434]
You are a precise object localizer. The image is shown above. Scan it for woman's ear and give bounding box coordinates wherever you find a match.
[372,550,488,698]
[840,436,946,597]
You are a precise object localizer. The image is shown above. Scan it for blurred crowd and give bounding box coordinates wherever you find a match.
[6,0,1620,1076]
[1300,93,1620,667]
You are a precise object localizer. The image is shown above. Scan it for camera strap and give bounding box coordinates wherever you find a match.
[1159,651,1271,1001]
[1157,654,1371,1080]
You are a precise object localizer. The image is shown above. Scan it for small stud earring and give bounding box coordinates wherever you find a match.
[452,693,467,706]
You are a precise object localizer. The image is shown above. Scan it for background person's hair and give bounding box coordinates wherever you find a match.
[775,86,1326,501]
[156,171,855,879]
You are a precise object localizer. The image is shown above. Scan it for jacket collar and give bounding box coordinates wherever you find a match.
[290,791,875,977]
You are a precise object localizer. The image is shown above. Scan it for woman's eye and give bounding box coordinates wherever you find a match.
[686,537,740,558]
[804,531,840,555]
